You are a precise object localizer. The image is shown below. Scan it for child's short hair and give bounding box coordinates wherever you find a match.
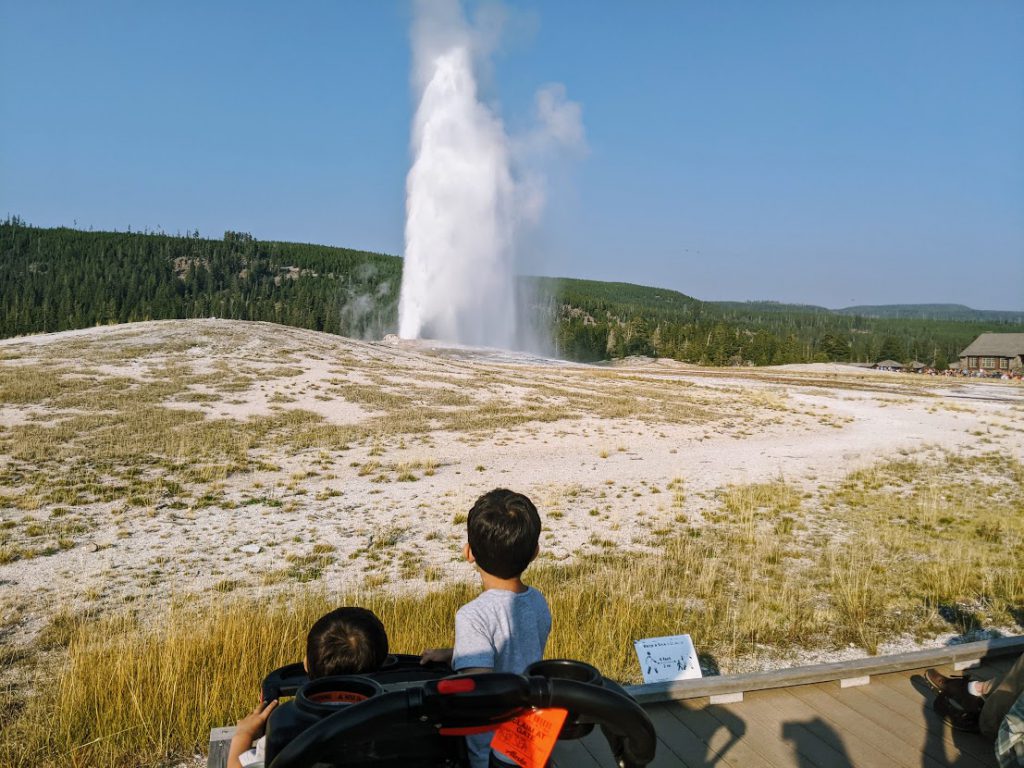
[467,488,541,579]
[306,607,389,678]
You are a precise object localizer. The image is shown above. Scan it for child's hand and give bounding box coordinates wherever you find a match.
[227,700,278,768]
[234,699,278,742]
[420,647,453,665]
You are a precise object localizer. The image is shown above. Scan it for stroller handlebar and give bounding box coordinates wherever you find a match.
[268,671,656,768]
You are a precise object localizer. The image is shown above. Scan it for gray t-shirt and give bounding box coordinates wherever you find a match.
[451,587,551,768]
[451,586,551,673]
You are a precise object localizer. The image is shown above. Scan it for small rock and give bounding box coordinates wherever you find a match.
[85,543,99,553]
[239,544,261,555]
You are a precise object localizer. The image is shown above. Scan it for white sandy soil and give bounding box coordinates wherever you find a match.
[1,320,1022,668]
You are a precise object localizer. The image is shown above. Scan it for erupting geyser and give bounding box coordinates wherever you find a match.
[398,0,585,350]
[399,41,516,347]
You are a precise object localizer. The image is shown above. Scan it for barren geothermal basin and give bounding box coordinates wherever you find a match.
[2,319,1022,685]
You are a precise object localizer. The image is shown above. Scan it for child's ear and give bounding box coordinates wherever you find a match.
[303,654,309,673]
[463,543,474,563]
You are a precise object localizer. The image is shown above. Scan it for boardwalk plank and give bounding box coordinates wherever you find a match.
[644,665,1007,768]
[769,685,907,768]
[861,672,997,766]
[815,684,974,765]
[709,691,827,767]
[827,679,990,768]
[646,703,740,768]
[552,736,602,768]
[574,722,697,768]
[789,681,947,768]
[577,728,620,768]
[872,669,998,765]
[720,686,884,768]
[660,699,777,768]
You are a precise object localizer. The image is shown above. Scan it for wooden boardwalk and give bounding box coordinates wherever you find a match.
[209,637,1023,767]
[555,656,1013,768]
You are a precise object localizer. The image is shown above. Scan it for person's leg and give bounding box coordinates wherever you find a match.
[980,654,1024,738]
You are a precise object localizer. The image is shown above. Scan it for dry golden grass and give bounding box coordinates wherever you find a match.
[0,589,473,768]
[3,326,1022,766]
[2,452,1021,767]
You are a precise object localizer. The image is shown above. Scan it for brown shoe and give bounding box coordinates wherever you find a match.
[924,669,982,713]
[925,669,963,695]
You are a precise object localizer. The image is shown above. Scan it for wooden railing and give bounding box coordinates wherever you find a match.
[624,634,1024,704]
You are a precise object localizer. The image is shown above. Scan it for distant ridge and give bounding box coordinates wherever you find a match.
[710,300,832,315]
[709,300,1023,323]
[834,304,1024,322]
[533,276,702,312]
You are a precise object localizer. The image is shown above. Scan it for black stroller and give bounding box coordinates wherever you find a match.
[257,655,656,767]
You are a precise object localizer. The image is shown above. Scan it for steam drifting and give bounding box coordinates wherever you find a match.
[398,0,584,349]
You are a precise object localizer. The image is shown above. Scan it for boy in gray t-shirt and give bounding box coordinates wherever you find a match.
[422,488,551,768]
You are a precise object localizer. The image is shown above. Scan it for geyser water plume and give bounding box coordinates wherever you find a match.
[400,42,516,347]
[399,0,584,350]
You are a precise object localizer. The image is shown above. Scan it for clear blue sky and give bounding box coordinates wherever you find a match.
[2,1,1022,310]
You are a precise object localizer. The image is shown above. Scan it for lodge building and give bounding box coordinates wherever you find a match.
[957,333,1024,371]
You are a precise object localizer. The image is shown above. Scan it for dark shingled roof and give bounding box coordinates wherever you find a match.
[958,333,1024,357]
[874,359,903,368]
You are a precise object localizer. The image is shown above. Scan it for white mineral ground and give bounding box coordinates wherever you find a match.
[1,320,1022,669]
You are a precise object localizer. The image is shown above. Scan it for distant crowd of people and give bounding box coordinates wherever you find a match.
[884,366,1024,381]
[933,367,1021,380]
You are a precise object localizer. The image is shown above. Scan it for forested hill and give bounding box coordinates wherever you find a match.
[0,220,402,340]
[543,277,1024,365]
[4,220,1023,366]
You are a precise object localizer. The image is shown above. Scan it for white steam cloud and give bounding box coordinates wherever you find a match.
[398,0,584,349]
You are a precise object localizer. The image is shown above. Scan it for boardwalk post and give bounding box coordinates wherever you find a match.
[207,726,235,768]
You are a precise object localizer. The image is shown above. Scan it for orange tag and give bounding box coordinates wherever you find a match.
[491,708,568,768]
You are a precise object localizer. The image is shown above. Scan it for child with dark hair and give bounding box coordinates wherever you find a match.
[228,606,389,768]
[421,488,551,767]
[305,606,389,679]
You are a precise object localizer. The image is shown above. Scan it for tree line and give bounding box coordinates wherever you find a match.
[540,276,1023,366]
[4,220,1022,367]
